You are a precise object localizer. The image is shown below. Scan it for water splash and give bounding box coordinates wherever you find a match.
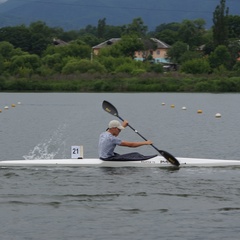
[23,124,67,160]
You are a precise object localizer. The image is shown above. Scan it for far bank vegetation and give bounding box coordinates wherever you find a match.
[0,0,240,92]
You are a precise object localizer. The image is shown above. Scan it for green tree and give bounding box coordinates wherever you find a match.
[124,18,148,37]
[208,45,231,69]
[227,15,240,39]
[104,25,123,39]
[148,63,164,73]
[10,54,41,75]
[78,22,122,45]
[62,59,106,74]
[0,54,4,73]
[0,41,25,59]
[178,19,206,48]
[167,41,189,63]
[141,38,157,61]
[0,25,32,52]
[114,60,146,74]
[155,29,178,45]
[0,41,27,73]
[97,56,134,73]
[29,21,54,36]
[58,30,79,42]
[28,21,56,55]
[97,44,122,58]
[78,33,100,47]
[112,34,144,58]
[0,22,64,56]
[155,22,181,32]
[0,41,15,59]
[232,61,240,73]
[201,29,214,55]
[97,18,106,39]
[228,40,240,69]
[212,0,229,47]
[153,22,181,44]
[78,24,97,37]
[42,53,64,73]
[64,42,91,59]
[44,41,91,59]
[179,51,203,64]
[29,33,51,56]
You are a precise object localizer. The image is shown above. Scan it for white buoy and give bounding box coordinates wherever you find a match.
[215,113,221,118]
[4,106,9,110]
[182,106,187,110]
[161,102,165,106]
[17,102,21,105]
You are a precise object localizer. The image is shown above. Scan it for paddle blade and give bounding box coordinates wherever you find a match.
[102,100,118,116]
[159,150,180,167]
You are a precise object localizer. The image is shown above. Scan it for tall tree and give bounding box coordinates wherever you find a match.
[97,18,106,39]
[178,19,206,48]
[227,15,240,39]
[0,25,32,52]
[167,41,189,64]
[212,0,229,47]
[153,22,181,45]
[115,34,144,58]
[29,21,59,55]
[124,18,148,37]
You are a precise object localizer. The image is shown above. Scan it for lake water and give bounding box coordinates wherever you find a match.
[0,93,240,240]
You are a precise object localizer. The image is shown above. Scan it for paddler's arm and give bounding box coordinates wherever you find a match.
[120,120,152,147]
[120,140,152,147]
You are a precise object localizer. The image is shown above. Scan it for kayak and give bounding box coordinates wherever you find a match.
[0,156,240,167]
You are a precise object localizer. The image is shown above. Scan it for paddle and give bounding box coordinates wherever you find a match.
[102,100,180,167]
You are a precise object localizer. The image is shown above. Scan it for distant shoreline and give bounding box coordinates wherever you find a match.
[1,73,240,92]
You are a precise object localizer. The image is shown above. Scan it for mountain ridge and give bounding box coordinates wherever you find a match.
[0,0,239,30]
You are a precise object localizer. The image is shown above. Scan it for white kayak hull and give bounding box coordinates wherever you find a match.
[0,156,240,167]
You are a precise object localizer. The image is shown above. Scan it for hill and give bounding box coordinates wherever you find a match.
[0,0,239,30]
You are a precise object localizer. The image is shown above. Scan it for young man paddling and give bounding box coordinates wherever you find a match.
[98,120,153,160]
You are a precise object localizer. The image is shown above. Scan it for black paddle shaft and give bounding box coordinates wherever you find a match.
[117,115,158,150]
[102,100,180,167]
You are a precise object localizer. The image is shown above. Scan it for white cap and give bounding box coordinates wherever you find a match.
[108,120,125,130]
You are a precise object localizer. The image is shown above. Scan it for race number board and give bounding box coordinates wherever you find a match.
[71,146,83,159]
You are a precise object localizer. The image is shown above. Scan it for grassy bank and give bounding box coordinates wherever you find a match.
[1,73,240,92]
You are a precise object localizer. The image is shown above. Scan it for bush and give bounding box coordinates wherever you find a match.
[10,54,41,75]
[115,62,135,74]
[98,56,133,73]
[233,61,240,73]
[208,45,231,70]
[62,59,106,74]
[148,63,164,73]
[131,69,146,75]
[181,58,211,74]
[42,53,64,73]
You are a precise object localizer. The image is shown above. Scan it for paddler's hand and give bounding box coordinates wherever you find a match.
[145,140,153,145]
[122,120,128,128]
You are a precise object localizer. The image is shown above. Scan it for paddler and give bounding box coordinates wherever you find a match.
[98,120,153,160]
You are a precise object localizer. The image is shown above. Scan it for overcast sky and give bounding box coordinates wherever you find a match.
[0,0,8,3]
